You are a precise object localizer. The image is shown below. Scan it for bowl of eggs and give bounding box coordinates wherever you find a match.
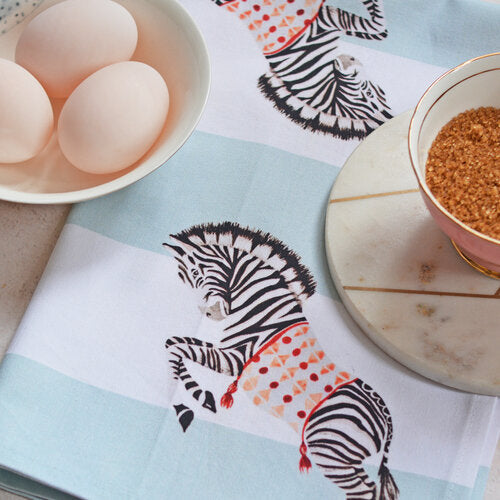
[0,0,210,203]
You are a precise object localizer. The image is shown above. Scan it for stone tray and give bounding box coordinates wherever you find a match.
[325,110,500,396]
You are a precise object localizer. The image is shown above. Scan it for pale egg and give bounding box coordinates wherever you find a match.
[15,0,138,98]
[58,61,169,174]
[0,58,53,164]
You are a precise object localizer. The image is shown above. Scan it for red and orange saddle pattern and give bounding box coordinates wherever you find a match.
[220,322,357,470]
[221,0,324,54]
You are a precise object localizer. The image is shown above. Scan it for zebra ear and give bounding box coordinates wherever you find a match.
[169,234,201,253]
[162,242,185,256]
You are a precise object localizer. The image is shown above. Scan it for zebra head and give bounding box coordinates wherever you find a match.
[163,235,229,319]
[164,222,316,342]
[330,54,393,133]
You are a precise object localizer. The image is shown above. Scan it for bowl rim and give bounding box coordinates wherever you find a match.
[0,0,211,205]
[408,51,500,247]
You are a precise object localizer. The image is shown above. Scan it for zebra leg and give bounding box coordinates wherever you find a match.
[173,403,194,433]
[168,353,217,413]
[165,336,240,429]
[303,379,398,500]
[323,0,387,40]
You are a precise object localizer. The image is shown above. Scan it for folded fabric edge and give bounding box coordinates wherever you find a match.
[470,398,500,500]
[0,459,492,500]
[0,467,77,500]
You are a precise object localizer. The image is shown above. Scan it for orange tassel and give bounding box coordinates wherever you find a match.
[220,392,234,408]
[299,442,312,473]
[221,381,238,409]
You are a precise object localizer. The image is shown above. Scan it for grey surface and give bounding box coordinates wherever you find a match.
[0,201,69,500]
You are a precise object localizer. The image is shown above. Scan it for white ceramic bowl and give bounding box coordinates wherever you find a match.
[0,0,210,204]
[409,53,500,278]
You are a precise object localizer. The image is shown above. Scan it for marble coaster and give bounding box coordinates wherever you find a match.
[325,110,500,396]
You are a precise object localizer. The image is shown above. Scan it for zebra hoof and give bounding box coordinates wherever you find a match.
[202,391,217,413]
[173,403,194,432]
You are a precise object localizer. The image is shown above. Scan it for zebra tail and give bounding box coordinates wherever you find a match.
[378,462,399,500]
[377,416,399,500]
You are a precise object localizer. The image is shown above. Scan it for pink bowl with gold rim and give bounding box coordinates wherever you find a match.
[408,52,500,279]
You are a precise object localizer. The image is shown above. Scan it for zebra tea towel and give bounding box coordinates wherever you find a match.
[0,0,499,499]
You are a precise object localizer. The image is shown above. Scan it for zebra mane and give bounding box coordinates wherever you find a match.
[258,67,391,140]
[170,222,316,300]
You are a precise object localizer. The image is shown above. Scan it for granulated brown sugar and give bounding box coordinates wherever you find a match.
[425,107,500,240]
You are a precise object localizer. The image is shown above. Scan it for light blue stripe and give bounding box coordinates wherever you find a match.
[0,354,483,499]
[68,131,341,300]
[330,0,500,68]
[470,466,490,500]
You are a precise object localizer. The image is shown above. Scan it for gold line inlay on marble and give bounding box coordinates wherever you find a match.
[330,188,419,204]
[344,285,500,300]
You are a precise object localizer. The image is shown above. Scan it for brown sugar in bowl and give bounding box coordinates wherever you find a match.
[408,53,500,279]
[425,107,499,241]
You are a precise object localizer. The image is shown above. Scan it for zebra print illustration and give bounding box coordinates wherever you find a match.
[212,0,392,139]
[164,222,399,499]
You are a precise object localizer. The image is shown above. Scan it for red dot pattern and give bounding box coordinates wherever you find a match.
[231,321,354,432]
[226,0,323,55]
